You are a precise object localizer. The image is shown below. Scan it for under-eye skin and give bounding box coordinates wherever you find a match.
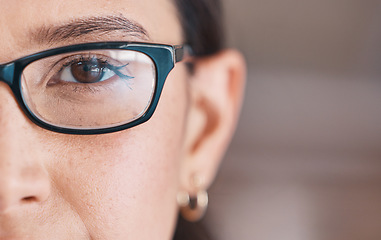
[45,53,134,90]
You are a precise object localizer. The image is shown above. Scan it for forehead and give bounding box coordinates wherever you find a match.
[0,0,182,59]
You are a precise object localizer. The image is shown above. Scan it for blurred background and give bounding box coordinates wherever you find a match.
[205,1,381,240]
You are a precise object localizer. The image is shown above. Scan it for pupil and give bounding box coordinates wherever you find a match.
[83,65,90,71]
[71,60,104,83]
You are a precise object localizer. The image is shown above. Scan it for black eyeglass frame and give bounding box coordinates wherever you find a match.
[0,42,191,135]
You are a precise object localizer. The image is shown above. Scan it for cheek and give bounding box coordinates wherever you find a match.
[43,66,188,239]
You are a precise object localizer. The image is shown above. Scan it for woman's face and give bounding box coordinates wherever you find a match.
[0,0,188,239]
[0,0,245,239]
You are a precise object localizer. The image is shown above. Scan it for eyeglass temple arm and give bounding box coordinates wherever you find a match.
[174,45,194,63]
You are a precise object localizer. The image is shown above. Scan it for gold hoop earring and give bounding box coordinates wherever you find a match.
[177,190,208,222]
[177,175,209,222]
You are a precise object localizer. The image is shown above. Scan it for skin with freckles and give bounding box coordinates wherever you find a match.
[0,0,246,239]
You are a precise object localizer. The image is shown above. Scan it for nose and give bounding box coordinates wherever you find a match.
[0,162,51,213]
[0,82,51,213]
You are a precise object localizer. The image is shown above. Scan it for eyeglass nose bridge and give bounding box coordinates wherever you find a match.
[0,63,15,86]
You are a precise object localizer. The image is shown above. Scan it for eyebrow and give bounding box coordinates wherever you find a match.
[30,15,150,46]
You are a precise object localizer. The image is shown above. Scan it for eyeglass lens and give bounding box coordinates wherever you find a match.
[21,49,156,129]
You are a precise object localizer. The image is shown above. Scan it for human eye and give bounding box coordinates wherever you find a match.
[21,48,157,128]
[46,53,134,88]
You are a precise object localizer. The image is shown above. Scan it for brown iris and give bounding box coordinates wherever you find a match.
[70,59,105,83]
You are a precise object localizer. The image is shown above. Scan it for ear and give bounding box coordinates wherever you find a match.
[180,49,246,194]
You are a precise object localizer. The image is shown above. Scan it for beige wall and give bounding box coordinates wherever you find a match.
[205,1,381,239]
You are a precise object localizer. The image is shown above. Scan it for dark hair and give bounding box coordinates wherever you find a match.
[174,0,224,57]
[172,0,224,239]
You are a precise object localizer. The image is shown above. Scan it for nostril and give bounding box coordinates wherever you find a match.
[22,196,37,202]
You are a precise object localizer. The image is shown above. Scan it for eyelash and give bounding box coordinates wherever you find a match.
[58,55,133,80]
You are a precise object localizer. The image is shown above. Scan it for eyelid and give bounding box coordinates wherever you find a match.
[54,52,126,71]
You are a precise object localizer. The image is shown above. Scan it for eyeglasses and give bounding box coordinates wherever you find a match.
[0,42,192,134]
